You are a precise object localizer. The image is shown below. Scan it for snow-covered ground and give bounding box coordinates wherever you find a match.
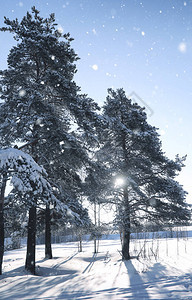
[1,235,192,299]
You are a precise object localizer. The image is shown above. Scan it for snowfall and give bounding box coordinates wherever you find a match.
[1,233,192,299]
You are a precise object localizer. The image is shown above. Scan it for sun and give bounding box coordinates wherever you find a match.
[114,176,125,188]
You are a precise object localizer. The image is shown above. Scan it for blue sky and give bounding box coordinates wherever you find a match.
[0,0,192,202]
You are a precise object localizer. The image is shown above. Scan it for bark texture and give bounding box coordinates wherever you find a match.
[121,187,131,260]
[0,175,7,275]
[45,204,52,259]
[25,204,37,274]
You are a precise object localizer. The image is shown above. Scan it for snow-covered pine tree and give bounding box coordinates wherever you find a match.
[0,148,81,274]
[0,148,58,274]
[99,88,191,260]
[0,7,78,265]
[0,7,100,270]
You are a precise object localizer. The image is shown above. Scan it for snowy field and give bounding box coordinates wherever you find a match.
[1,235,192,299]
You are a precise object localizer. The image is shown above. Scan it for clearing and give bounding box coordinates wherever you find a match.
[1,235,192,299]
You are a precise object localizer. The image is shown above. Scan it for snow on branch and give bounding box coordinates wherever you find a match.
[0,148,45,175]
[0,148,80,221]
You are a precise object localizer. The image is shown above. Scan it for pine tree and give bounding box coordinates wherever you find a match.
[0,7,100,272]
[99,88,191,260]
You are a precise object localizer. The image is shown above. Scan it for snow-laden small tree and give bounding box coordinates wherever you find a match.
[98,88,191,260]
[0,148,55,274]
[0,147,79,274]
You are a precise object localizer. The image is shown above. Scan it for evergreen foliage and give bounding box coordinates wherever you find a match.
[0,7,98,273]
[0,6,190,269]
[98,88,191,259]
[0,6,97,227]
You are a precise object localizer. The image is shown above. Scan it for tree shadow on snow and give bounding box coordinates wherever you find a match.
[123,260,150,299]
[0,272,79,300]
[81,253,107,274]
[36,266,77,277]
[36,251,78,265]
[1,264,35,278]
[144,262,192,297]
[36,252,79,277]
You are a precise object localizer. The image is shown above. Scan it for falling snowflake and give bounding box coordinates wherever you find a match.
[178,42,186,53]
[141,31,145,36]
[92,64,98,71]
[19,89,26,97]
[92,28,97,35]
[57,25,64,34]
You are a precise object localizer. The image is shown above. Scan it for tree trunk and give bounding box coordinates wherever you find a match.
[0,203,4,275]
[122,186,131,260]
[25,204,36,274]
[0,174,7,275]
[94,202,97,253]
[122,230,131,260]
[78,234,82,252]
[45,203,52,259]
[94,238,97,254]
